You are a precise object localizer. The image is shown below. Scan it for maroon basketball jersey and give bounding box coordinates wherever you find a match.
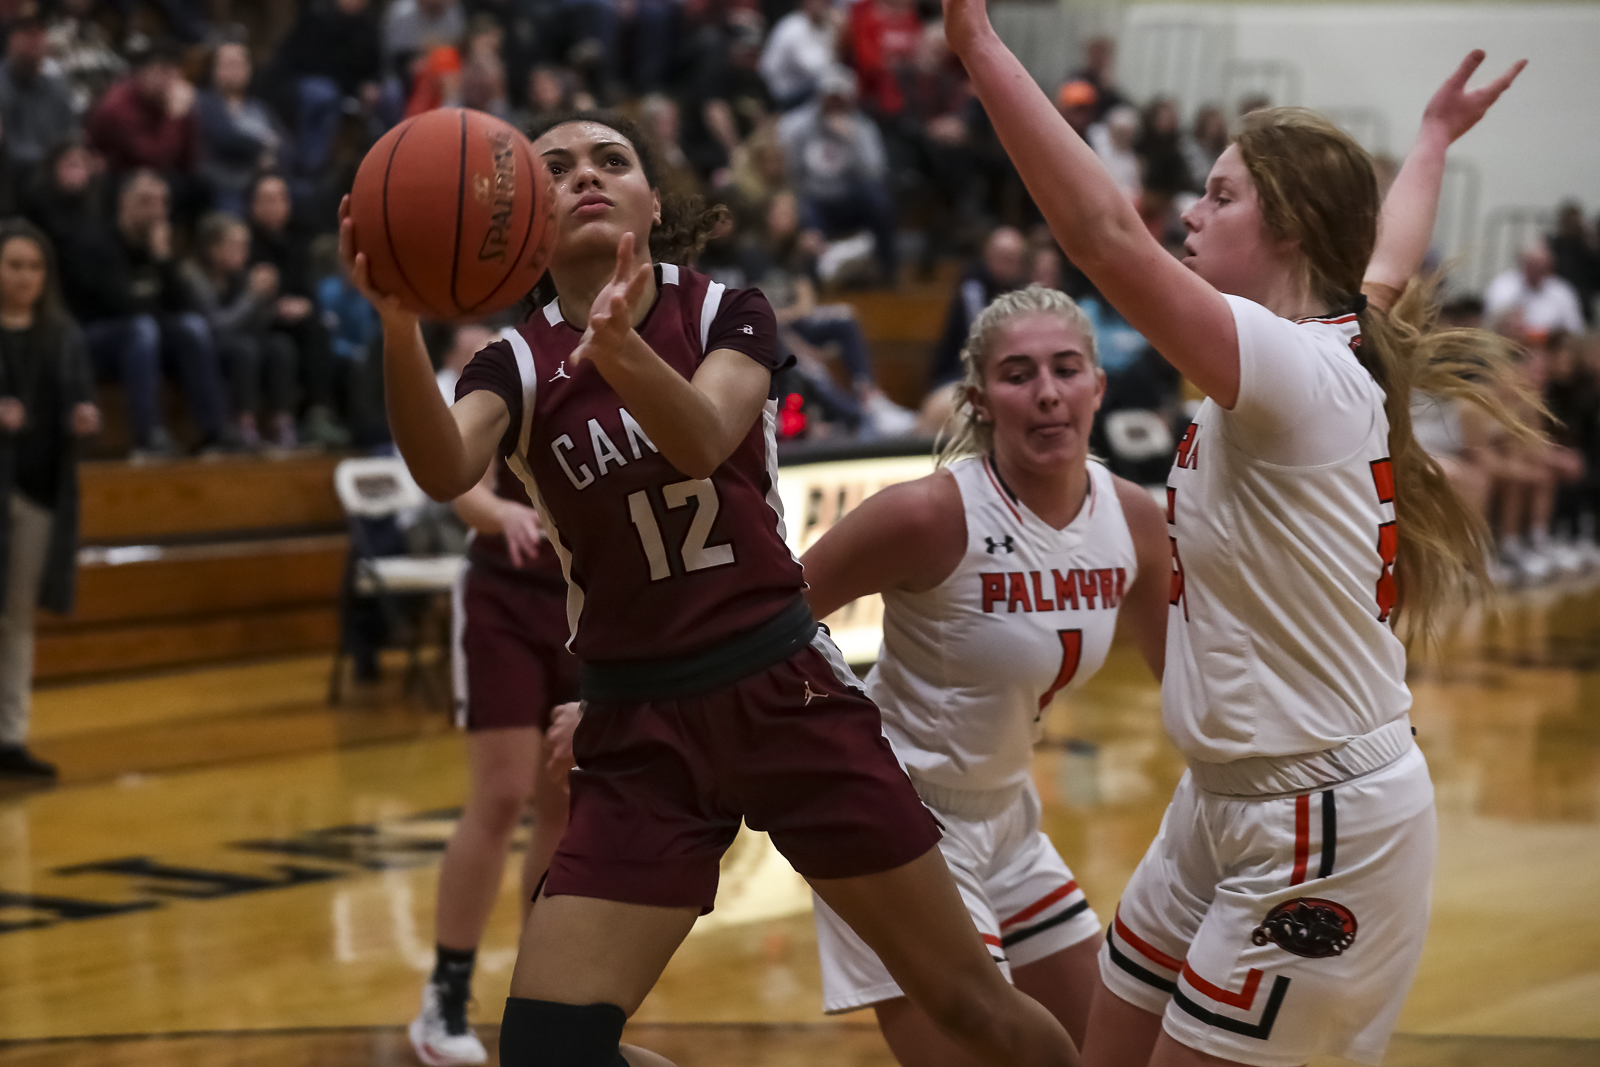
[467,458,567,585]
[455,263,800,662]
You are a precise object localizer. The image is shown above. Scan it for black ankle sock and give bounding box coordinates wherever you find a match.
[432,944,477,988]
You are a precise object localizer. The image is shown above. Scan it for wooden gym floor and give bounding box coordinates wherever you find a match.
[2,584,1599,1065]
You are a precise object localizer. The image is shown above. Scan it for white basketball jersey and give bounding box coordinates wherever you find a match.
[1164,296,1411,764]
[866,456,1138,796]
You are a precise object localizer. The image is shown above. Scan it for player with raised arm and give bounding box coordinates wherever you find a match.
[939,4,1532,1064]
[800,283,1170,1067]
[341,111,1079,1067]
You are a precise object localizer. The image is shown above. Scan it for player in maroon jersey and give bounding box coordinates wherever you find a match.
[339,111,1078,1067]
[410,447,582,1067]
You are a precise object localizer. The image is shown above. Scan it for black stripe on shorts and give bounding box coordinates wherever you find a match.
[1104,927,1177,994]
[1172,975,1291,1040]
[1318,790,1337,879]
[1000,899,1090,949]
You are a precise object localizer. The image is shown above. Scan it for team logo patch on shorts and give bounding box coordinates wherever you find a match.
[1251,897,1358,958]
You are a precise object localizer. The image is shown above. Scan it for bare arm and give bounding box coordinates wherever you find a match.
[577,233,772,480]
[338,196,505,499]
[941,0,1241,406]
[1112,477,1171,681]
[800,470,966,620]
[1364,51,1526,306]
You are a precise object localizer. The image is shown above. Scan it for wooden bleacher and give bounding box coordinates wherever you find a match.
[36,454,348,682]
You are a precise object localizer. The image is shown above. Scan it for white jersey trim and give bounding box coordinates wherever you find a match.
[699,280,726,353]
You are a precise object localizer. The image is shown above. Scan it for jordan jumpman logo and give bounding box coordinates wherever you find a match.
[803,681,821,706]
[549,361,571,382]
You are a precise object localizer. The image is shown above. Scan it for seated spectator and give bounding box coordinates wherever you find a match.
[727,119,789,224]
[183,213,297,450]
[246,173,347,447]
[0,219,99,782]
[1089,104,1141,200]
[314,234,386,446]
[1549,200,1598,326]
[195,40,286,217]
[639,94,701,198]
[847,0,922,122]
[64,169,231,456]
[45,0,126,116]
[460,16,511,119]
[918,224,1027,432]
[404,44,463,117]
[889,27,985,266]
[777,66,898,285]
[745,190,915,436]
[1136,97,1190,196]
[23,138,102,258]
[1055,79,1097,141]
[383,0,467,91]
[265,0,383,183]
[1182,104,1228,191]
[678,9,770,185]
[86,36,194,178]
[759,0,837,112]
[512,65,594,132]
[1067,35,1128,123]
[1486,239,1587,338]
[0,11,77,183]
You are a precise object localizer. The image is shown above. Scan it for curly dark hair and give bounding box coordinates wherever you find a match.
[523,109,728,270]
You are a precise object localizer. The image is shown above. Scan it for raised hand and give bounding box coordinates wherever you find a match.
[1423,50,1527,144]
[337,194,413,321]
[941,0,994,55]
[575,231,651,364]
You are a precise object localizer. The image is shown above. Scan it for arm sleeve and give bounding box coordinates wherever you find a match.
[1224,294,1375,467]
[454,338,525,459]
[704,286,791,372]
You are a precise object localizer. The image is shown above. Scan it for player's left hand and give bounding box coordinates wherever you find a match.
[544,702,581,784]
[575,231,651,364]
[1423,50,1526,144]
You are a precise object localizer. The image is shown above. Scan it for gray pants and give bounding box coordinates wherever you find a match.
[0,493,51,747]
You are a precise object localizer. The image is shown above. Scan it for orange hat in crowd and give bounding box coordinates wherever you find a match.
[1057,80,1098,110]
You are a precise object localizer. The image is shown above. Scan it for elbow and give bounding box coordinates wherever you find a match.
[676,453,721,481]
[415,468,476,503]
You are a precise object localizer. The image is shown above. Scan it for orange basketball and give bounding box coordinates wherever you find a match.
[349,108,555,319]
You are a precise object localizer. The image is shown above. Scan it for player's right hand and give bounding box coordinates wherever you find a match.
[338,194,415,322]
[1422,51,1526,145]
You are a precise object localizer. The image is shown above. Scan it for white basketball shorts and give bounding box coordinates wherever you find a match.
[1100,745,1436,1067]
[815,779,1101,1013]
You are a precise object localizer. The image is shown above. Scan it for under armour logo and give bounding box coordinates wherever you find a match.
[803,681,821,705]
[549,361,571,382]
[739,324,754,335]
[985,535,1016,554]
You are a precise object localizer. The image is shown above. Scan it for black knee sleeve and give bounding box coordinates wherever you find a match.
[500,997,628,1067]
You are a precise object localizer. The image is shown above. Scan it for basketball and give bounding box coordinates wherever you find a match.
[349,108,555,319]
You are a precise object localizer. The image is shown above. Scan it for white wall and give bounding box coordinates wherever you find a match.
[1116,3,1600,289]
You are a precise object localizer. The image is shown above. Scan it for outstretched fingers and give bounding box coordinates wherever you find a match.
[1480,57,1528,103]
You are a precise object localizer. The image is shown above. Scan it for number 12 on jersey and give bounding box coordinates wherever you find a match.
[628,478,736,581]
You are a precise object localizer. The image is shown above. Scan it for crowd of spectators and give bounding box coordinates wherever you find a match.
[0,0,1595,588]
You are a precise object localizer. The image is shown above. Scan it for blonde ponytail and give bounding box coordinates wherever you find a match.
[1356,275,1543,642]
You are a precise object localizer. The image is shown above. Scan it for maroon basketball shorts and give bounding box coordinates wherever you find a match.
[545,629,943,913]
[450,565,580,732]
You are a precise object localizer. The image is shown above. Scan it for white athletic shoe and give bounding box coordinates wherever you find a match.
[409,981,488,1066]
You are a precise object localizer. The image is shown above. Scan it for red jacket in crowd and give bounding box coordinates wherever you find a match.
[87,79,196,175]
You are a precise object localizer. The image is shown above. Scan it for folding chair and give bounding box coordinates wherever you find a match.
[328,456,468,705]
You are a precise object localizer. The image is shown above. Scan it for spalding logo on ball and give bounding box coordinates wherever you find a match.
[349,108,557,319]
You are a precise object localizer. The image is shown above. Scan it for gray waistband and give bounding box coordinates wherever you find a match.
[1185,716,1415,798]
[909,776,1024,821]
